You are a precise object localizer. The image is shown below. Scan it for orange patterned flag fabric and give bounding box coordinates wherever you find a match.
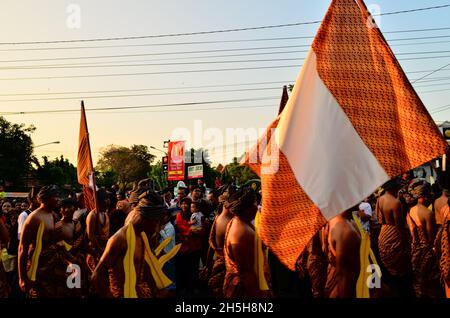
[77,102,96,212]
[243,0,448,271]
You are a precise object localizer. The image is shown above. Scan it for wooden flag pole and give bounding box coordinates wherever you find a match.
[81,100,100,213]
[278,85,289,115]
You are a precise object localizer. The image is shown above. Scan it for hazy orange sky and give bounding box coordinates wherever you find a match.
[1,0,450,166]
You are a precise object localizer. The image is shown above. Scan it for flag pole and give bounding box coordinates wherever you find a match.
[81,100,100,213]
[278,85,289,115]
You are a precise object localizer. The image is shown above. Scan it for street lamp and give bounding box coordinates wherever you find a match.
[150,146,168,155]
[34,141,60,148]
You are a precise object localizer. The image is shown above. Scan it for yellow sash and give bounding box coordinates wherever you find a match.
[352,214,381,298]
[27,221,44,281]
[63,241,72,252]
[123,223,181,294]
[254,211,269,291]
[141,233,181,290]
[123,223,138,298]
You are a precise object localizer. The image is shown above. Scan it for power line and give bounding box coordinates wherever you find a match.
[1,4,449,45]
[0,80,292,97]
[393,40,450,47]
[396,50,450,55]
[430,104,450,114]
[0,96,280,115]
[3,67,446,97]
[0,50,306,66]
[2,36,450,64]
[0,45,308,63]
[0,70,447,98]
[0,65,301,81]
[90,104,277,116]
[0,86,283,102]
[0,37,314,52]
[411,63,450,83]
[419,88,450,94]
[1,26,450,52]
[411,76,450,83]
[401,55,450,61]
[390,35,450,42]
[0,57,302,71]
[414,80,450,88]
[4,54,450,81]
[4,52,450,71]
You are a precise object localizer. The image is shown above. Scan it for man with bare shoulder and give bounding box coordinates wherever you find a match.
[376,178,412,296]
[90,191,167,298]
[86,189,110,274]
[434,187,449,230]
[407,180,441,298]
[205,184,236,297]
[18,185,60,298]
[324,208,361,298]
[223,187,265,298]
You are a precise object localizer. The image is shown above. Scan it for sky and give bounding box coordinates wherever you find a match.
[1,0,450,167]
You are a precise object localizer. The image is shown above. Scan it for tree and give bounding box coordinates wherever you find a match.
[96,144,155,188]
[0,116,35,189]
[221,157,259,187]
[95,169,118,189]
[148,161,168,191]
[34,156,78,189]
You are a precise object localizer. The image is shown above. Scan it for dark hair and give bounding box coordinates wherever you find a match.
[37,185,60,204]
[97,188,107,204]
[225,187,257,217]
[191,201,201,210]
[209,189,220,199]
[180,197,192,206]
[383,178,400,192]
[61,198,78,209]
[107,191,117,212]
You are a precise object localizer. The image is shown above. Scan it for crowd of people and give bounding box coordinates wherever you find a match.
[0,170,449,298]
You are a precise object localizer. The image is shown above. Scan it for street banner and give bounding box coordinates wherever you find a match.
[168,141,185,181]
[188,165,204,179]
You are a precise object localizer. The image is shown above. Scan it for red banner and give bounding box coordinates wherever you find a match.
[168,141,185,181]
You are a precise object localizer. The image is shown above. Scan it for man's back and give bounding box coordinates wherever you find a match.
[327,213,361,298]
[409,204,436,244]
[377,193,402,226]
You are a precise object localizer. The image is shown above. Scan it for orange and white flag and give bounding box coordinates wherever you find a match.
[243,0,448,270]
